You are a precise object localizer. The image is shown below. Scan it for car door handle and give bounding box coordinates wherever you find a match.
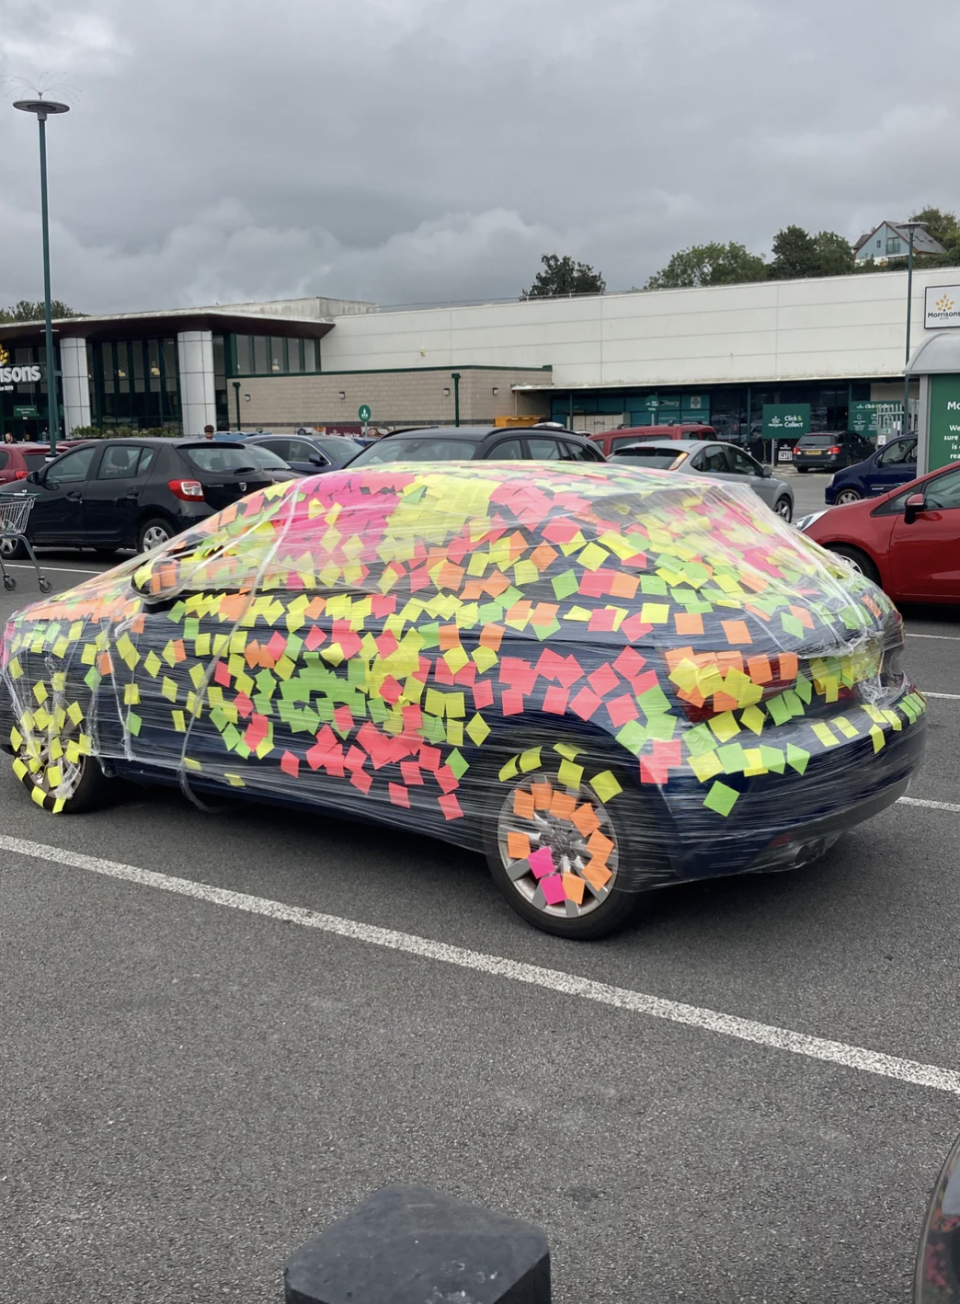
[65,490,83,501]
[122,491,139,501]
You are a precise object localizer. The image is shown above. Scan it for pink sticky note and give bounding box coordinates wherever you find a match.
[528,846,556,880]
[540,874,567,906]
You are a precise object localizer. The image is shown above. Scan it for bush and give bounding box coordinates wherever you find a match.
[68,424,183,439]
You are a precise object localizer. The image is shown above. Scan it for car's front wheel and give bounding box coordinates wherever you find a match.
[835,488,862,505]
[138,517,172,554]
[482,743,650,939]
[827,543,881,586]
[774,495,792,522]
[11,700,112,814]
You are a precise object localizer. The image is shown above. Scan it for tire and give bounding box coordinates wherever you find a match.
[797,467,809,474]
[11,698,113,814]
[482,740,656,940]
[835,488,862,505]
[0,535,27,560]
[94,547,120,558]
[137,517,172,554]
[773,495,792,523]
[827,543,881,586]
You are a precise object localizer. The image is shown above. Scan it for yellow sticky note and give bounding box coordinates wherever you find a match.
[519,747,542,773]
[690,751,723,783]
[741,705,765,735]
[834,716,859,739]
[558,759,584,789]
[640,603,670,625]
[161,676,178,703]
[870,725,885,753]
[708,712,740,743]
[812,722,839,748]
[590,770,622,803]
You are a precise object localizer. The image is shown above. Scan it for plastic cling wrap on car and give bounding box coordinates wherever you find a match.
[0,463,927,918]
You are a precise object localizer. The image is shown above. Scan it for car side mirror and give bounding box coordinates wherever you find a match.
[25,470,40,484]
[903,492,926,525]
[760,465,773,478]
[309,453,323,465]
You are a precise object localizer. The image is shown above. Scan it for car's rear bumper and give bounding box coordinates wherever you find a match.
[793,455,843,471]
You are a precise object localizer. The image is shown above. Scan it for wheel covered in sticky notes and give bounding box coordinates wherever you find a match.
[483,741,649,939]
[11,695,112,815]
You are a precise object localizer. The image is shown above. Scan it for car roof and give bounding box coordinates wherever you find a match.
[379,426,500,440]
[616,438,721,452]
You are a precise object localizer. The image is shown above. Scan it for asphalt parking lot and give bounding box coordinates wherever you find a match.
[2,516,959,1304]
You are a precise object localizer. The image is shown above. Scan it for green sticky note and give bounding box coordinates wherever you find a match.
[767,694,791,726]
[590,770,622,803]
[551,570,579,600]
[717,743,748,774]
[783,689,803,717]
[781,613,804,638]
[759,745,786,774]
[446,749,469,780]
[646,713,676,742]
[616,720,648,756]
[786,743,810,776]
[794,672,812,704]
[684,723,718,757]
[639,576,668,596]
[126,711,142,737]
[704,781,739,817]
[637,685,671,717]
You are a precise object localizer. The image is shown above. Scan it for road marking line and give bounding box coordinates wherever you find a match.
[899,796,960,813]
[924,692,960,700]
[2,833,960,1096]
[907,633,960,641]
[4,563,102,576]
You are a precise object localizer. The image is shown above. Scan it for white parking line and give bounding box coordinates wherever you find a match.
[2,832,959,1096]
[3,563,102,576]
[907,633,960,641]
[899,796,960,814]
[925,692,960,700]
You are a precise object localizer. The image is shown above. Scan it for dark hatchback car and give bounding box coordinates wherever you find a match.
[791,430,874,473]
[345,425,607,466]
[0,438,288,558]
[824,434,918,505]
[247,433,364,474]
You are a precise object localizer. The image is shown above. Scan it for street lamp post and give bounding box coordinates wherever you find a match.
[451,372,461,428]
[232,381,242,430]
[13,96,70,456]
[900,221,926,438]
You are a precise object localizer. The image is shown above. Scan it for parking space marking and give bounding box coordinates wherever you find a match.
[924,692,960,700]
[3,832,960,1096]
[4,563,103,576]
[907,633,960,642]
[900,796,960,814]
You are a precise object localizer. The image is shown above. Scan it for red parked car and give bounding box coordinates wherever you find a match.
[590,424,716,457]
[800,460,960,604]
[0,442,59,485]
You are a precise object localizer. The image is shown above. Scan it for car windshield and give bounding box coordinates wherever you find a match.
[22,453,48,473]
[316,437,362,465]
[610,445,681,468]
[184,447,258,473]
[798,435,837,447]
[348,437,481,465]
[245,445,289,470]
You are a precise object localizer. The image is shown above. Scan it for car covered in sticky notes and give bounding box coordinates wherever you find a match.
[0,463,926,939]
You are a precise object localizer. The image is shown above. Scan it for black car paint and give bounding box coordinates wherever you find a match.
[247,434,363,474]
[792,430,874,472]
[0,439,278,552]
[344,426,607,466]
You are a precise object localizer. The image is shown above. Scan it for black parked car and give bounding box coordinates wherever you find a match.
[0,438,288,558]
[247,433,364,473]
[344,426,607,466]
[791,430,874,473]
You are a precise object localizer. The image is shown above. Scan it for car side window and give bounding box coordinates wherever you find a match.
[49,445,97,483]
[562,440,603,461]
[924,467,960,511]
[288,439,320,462]
[877,439,917,467]
[693,445,729,474]
[524,438,563,461]
[0,450,8,470]
[727,447,760,476]
[138,448,157,476]
[99,444,142,479]
[263,439,290,460]
[486,439,525,458]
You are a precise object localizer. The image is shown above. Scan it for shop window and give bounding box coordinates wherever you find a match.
[235,335,254,374]
[252,336,269,374]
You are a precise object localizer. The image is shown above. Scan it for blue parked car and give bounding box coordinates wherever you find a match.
[825,434,917,505]
[246,433,365,473]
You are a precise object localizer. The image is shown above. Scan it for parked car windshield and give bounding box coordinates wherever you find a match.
[315,437,363,465]
[184,447,259,473]
[348,437,482,465]
[245,445,290,470]
[610,445,681,468]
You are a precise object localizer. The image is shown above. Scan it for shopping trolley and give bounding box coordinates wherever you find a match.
[0,496,52,594]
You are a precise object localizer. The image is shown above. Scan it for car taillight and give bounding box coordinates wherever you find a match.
[792,446,801,455]
[828,446,840,455]
[168,478,204,501]
[14,470,27,480]
[669,452,689,470]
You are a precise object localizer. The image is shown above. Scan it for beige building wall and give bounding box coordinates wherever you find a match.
[229,367,551,430]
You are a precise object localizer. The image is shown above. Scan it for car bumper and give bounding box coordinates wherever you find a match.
[793,456,842,470]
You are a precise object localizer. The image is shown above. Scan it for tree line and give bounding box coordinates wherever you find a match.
[0,299,83,323]
[522,208,960,298]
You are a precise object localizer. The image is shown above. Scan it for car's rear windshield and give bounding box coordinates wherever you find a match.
[797,435,837,447]
[348,438,481,465]
[183,447,259,473]
[246,446,289,469]
[316,437,362,465]
[22,453,48,472]
[610,445,680,468]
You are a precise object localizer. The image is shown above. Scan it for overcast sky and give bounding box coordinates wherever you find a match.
[2,0,958,315]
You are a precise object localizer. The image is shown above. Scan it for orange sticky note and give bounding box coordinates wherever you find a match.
[779,652,799,680]
[439,624,461,650]
[582,858,612,891]
[562,873,586,906]
[722,620,752,646]
[587,830,615,860]
[610,573,639,599]
[572,802,601,838]
[507,831,531,861]
[747,655,773,684]
[513,788,535,819]
[550,790,577,822]
[675,612,704,636]
[713,691,739,713]
[532,780,553,811]
[480,623,505,651]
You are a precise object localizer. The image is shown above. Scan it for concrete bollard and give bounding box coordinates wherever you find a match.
[284,1185,551,1304]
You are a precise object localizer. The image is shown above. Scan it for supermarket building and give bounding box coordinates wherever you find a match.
[0,265,954,442]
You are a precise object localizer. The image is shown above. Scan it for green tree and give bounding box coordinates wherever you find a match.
[522,254,605,299]
[645,241,766,289]
[0,299,83,322]
[908,207,960,246]
[768,226,819,279]
[812,230,855,276]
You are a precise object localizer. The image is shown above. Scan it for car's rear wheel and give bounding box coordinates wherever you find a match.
[797,467,809,474]
[482,743,649,940]
[836,488,862,505]
[0,535,27,560]
[827,543,881,586]
[11,698,112,814]
[138,517,172,554]
[774,495,792,522]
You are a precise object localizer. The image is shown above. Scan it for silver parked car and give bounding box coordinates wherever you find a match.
[610,439,794,521]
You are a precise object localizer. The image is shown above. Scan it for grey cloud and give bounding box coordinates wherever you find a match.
[2,0,959,314]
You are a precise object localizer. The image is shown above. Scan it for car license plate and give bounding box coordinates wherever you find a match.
[807,450,820,456]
